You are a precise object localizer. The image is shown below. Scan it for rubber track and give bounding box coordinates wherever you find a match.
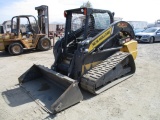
[81,51,130,94]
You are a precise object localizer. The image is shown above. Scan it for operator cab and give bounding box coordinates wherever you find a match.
[11,15,40,38]
[54,8,114,74]
[63,8,114,54]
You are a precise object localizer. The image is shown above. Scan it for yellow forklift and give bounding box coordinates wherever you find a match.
[0,5,51,55]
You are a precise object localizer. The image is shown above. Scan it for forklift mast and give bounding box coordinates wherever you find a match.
[35,5,49,37]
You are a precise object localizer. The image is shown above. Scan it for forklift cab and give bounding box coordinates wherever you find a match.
[0,5,51,55]
[11,15,40,38]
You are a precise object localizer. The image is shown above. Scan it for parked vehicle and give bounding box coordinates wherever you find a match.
[0,5,51,55]
[135,27,160,43]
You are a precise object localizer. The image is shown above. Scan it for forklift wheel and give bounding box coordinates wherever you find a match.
[8,43,23,55]
[38,37,51,51]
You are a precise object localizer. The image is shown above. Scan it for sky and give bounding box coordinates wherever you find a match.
[0,0,160,24]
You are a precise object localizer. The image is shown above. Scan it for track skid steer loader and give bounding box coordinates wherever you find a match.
[19,8,137,114]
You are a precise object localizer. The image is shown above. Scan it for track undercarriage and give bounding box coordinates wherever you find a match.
[81,51,135,94]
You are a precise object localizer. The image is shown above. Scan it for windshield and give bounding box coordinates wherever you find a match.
[71,12,111,31]
[143,28,157,33]
[93,13,110,29]
[11,16,38,34]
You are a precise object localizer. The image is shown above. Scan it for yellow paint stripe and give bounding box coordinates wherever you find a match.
[88,27,112,52]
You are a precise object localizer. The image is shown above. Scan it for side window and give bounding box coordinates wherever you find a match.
[71,14,85,31]
[157,29,160,32]
[7,25,11,28]
[93,13,111,29]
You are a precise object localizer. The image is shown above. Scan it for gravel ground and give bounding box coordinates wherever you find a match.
[0,42,160,120]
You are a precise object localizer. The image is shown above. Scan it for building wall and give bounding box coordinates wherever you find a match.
[114,17,123,22]
[49,24,56,31]
[155,19,160,27]
[2,21,16,33]
[49,24,65,32]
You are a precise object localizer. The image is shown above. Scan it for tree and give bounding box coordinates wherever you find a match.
[80,1,92,8]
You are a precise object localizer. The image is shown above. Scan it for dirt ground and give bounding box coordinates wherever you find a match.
[0,42,160,120]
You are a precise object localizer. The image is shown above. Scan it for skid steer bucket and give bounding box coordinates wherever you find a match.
[18,64,83,114]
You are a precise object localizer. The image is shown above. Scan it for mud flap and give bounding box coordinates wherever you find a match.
[18,64,83,114]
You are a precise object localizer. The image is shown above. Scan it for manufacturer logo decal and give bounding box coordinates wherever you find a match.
[117,22,128,28]
[88,27,112,52]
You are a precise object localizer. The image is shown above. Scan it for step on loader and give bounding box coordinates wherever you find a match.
[19,8,137,114]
